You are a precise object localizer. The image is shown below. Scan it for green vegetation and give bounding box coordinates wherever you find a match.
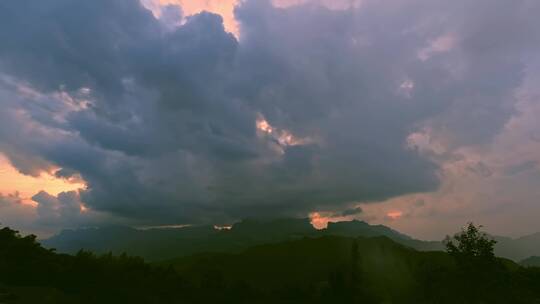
[2,224,540,303]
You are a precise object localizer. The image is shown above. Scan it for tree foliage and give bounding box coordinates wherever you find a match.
[443,222,497,260]
[1,224,540,303]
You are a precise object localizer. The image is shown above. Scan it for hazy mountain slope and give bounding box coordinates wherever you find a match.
[322,220,412,239]
[43,219,441,261]
[43,218,540,262]
[494,233,540,261]
[42,219,318,261]
[321,220,444,252]
[521,256,540,267]
[42,225,223,261]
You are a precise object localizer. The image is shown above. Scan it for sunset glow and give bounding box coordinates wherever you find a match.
[256,115,312,148]
[2,0,540,242]
[309,211,357,229]
[2,0,540,300]
[309,212,328,229]
[142,0,360,38]
[386,211,403,220]
[0,154,85,205]
[143,0,239,35]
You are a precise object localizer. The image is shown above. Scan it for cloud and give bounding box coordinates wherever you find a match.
[0,193,36,230]
[142,0,239,35]
[341,207,363,217]
[0,0,539,236]
[32,191,84,224]
[374,56,540,240]
[0,190,120,237]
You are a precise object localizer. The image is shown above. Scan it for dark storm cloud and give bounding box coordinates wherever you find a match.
[0,0,538,228]
[341,207,363,217]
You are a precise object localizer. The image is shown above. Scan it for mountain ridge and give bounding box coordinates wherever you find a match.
[42,218,540,262]
[4,225,540,303]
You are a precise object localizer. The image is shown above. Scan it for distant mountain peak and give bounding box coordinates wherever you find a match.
[41,218,442,261]
[230,218,315,237]
[324,220,412,240]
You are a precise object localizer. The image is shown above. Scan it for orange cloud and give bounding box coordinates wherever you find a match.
[0,153,85,206]
[386,211,403,220]
[256,114,313,148]
[143,0,359,38]
[309,211,358,229]
[310,212,328,229]
[143,0,239,35]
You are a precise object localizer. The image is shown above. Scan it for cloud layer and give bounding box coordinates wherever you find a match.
[0,0,539,236]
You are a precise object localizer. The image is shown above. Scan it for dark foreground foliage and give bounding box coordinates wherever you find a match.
[0,227,182,303]
[1,226,540,303]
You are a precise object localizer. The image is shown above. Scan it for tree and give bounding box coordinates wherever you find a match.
[443,223,502,302]
[444,222,497,260]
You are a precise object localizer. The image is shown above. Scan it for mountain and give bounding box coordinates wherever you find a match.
[3,225,540,303]
[43,219,442,261]
[322,220,444,252]
[43,218,540,262]
[521,256,540,267]
[322,220,412,239]
[228,218,315,239]
[493,233,540,261]
[42,225,222,261]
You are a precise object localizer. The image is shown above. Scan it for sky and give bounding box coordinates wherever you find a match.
[0,0,539,240]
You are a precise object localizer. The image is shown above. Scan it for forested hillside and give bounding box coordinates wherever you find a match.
[2,225,540,303]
